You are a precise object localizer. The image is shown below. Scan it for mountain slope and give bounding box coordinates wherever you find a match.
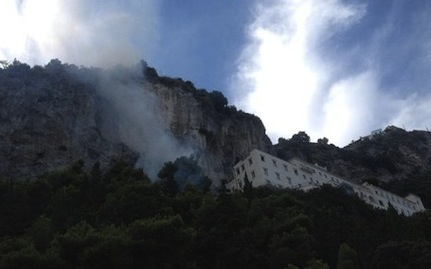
[275,126,431,184]
[0,60,273,183]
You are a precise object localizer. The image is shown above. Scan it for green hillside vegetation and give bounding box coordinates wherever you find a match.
[1,161,431,269]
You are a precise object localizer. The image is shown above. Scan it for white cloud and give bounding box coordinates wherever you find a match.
[232,0,431,146]
[389,95,431,132]
[0,0,159,67]
[322,71,379,144]
[232,0,367,146]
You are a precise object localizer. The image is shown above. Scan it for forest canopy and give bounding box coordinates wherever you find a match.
[1,160,431,269]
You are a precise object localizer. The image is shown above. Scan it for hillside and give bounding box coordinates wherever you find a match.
[2,60,431,268]
[2,60,431,193]
[0,60,272,184]
[275,127,431,183]
[0,162,430,269]
[275,127,431,207]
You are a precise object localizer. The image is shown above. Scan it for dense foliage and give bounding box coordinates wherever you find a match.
[1,161,430,269]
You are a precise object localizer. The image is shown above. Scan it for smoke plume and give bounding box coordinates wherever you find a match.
[0,0,159,67]
[90,64,193,179]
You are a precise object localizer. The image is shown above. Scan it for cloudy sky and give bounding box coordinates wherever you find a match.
[1,0,431,146]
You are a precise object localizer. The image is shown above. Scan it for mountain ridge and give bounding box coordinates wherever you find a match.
[2,59,431,192]
[0,60,272,184]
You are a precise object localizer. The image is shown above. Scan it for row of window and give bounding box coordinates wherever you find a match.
[235,157,254,176]
[373,189,415,208]
[236,154,421,214]
[260,154,290,171]
[361,190,417,211]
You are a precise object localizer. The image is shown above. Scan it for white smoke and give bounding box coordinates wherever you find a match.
[0,0,193,178]
[0,0,159,67]
[94,65,193,178]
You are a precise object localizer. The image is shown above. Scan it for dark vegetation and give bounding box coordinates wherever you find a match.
[1,160,431,269]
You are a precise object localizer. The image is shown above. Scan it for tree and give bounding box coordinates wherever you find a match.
[158,162,179,197]
[209,90,228,112]
[128,215,194,268]
[173,156,207,190]
[243,173,253,196]
[291,131,310,144]
[372,240,431,269]
[0,60,9,69]
[337,243,358,269]
[317,137,329,145]
[305,259,330,269]
[28,215,53,253]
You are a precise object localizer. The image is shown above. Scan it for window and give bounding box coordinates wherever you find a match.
[319,171,322,176]
[283,164,288,171]
[241,164,245,171]
[263,168,268,175]
[303,174,306,179]
[379,200,384,206]
[272,159,277,167]
[260,155,265,162]
[275,172,280,180]
[251,170,256,178]
[248,158,253,165]
[294,169,298,175]
[236,168,240,175]
[287,177,292,184]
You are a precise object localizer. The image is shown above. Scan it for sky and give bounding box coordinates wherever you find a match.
[1,0,431,147]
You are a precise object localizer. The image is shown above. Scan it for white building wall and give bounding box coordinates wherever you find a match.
[228,149,426,216]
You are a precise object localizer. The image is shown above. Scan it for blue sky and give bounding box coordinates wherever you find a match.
[1,0,431,146]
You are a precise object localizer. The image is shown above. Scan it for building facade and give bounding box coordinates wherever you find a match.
[227,149,426,216]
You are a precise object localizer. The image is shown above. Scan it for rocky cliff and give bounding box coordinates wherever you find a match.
[0,60,273,184]
[147,77,273,183]
[0,61,137,180]
[275,126,431,184]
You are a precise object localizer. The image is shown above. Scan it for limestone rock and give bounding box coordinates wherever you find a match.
[0,61,273,184]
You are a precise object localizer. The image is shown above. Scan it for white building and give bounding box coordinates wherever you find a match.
[227,149,426,216]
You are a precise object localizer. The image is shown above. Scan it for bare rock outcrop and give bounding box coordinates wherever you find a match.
[0,61,273,183]
[0,62,137,180]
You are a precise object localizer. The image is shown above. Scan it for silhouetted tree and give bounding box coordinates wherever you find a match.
[317,137,329,145]
[158,161,179,197]
[209,90,228,112]
[291,131,310,144]
[337,243,358,269]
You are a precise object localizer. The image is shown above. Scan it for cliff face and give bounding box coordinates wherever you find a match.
[149,81,273,183]
[0,62,137,180]
[0,61,273,183]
